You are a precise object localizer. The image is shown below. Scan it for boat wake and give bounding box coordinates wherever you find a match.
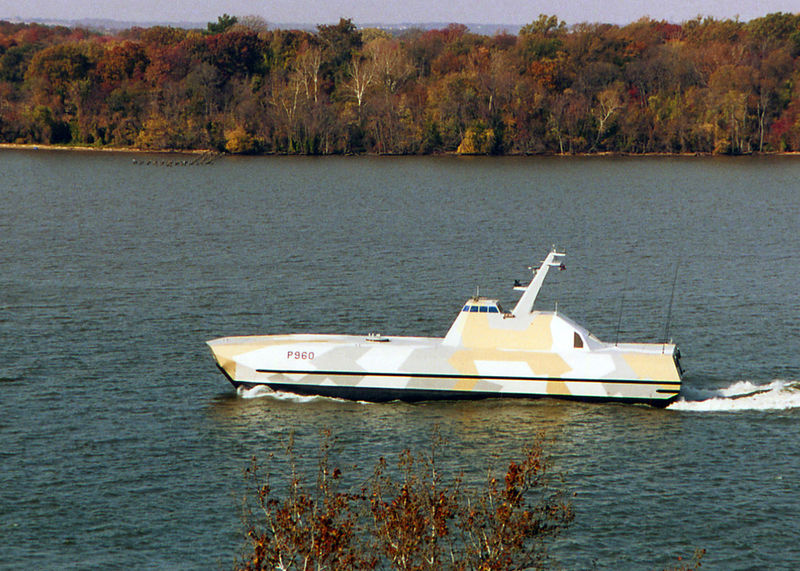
[235,385,370,404]
[237,385,322,403]
[668,379,800,412]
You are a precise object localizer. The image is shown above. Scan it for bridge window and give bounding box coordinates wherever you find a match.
[464,304,501,313]
[574,332,584,348]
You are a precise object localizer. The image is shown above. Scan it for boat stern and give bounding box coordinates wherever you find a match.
[613,342,683,405]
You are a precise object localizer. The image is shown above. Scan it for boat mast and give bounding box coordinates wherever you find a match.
[511,249,566,318]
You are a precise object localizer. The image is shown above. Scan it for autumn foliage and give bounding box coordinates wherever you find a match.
[2,13,800,154]
[237,429,573,570]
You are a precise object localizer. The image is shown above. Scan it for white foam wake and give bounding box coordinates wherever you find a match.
[668,379,800,412]
[236,385,321,403]
[235,385,370,404]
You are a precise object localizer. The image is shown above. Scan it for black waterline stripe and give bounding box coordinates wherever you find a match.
[255,369,682,386]
[239,382,679,407]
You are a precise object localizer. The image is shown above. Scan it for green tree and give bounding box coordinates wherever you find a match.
[207,14,238,35]
[0,44,35,82]
[519,14,567,61]
[25,104,70,143]
[25,42,95,104]
[317,18,362,89]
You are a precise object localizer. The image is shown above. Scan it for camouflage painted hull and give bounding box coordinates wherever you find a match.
[208,250,683,407]
[208,323,682,407]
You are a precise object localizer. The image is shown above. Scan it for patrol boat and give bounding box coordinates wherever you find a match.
[207,249,683,407]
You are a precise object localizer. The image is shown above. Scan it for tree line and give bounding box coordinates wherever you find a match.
[2,13,800,155]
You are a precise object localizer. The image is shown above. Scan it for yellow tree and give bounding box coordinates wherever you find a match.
[706,63,756,153]
[293,41,322,104]
[591,81,626,151]
[345,52,376,113]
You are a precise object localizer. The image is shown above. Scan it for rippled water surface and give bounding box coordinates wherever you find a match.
[1,150,798,568]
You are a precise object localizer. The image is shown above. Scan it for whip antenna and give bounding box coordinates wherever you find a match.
[662,261,680,346]
[614,263,630,346]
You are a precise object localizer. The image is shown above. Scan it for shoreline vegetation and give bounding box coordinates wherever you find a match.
[2,13,800,156]
[5,141,800,158]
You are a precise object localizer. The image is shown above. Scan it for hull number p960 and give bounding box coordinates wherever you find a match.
[288,350,314,360]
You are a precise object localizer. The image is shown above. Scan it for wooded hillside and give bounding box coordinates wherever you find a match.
[2,14,800,154]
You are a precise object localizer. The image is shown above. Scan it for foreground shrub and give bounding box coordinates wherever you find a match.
[236,429,573,570]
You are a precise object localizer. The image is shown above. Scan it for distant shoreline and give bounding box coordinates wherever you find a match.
[0,143,212,155]
[3,142,800,158]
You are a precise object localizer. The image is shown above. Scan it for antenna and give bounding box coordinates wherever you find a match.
[662,261,680,347]
[614,263,630,346]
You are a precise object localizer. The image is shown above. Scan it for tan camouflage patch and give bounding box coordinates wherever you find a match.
[458,313,554,350]
[546,380,573,396]
[622,353,681,382]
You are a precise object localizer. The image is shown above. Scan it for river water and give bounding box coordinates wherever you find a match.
[0,150,798,569]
